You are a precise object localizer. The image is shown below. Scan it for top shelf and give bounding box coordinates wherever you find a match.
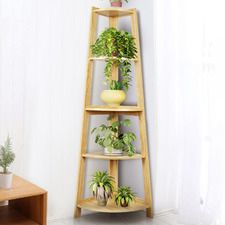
[93,8,134,17]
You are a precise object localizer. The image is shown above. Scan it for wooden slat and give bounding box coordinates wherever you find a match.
[77,197,149,213]
[131,9,153,218]
[74,7,98,218]
[82,152,143,160]
[85,105,142,113]
[93,8,133,17]
[107,16,120,190]
[89,57,138,62]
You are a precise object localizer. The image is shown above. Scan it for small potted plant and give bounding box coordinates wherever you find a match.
[0,136,15,189]
[115,186,135,207]
[91,118,136,156]
[90,171,114,206]
[91,28,137,106]
[110,0,128,7]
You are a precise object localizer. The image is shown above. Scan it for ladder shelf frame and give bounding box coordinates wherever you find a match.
[75,7,153,218]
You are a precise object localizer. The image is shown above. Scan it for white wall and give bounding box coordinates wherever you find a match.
[0,0,179,220]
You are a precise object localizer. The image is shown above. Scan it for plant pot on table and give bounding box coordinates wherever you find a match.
[0,172,13,189]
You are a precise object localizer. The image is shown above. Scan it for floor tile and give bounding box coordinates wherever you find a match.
[53,211,171,225]
[156,213,183,225]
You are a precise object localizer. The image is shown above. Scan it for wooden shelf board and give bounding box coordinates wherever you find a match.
[83,151,143,160]
[93,8,134,17]
[85,105,142,113]
[78,197,148,213]
[0,175,46,202]
[0,206,38,225]
[89,57,138,62]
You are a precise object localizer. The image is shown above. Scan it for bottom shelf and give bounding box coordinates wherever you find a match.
[77,197,149,213]
[0,206,38,225]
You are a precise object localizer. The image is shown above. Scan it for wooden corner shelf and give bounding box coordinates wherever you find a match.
[88,57,138,62]
[77,197,149,213]
[82,151,143,160]
[85,105,142,115]
[93,8,134,17]
[75,7,153,218]
[0,175,47,225]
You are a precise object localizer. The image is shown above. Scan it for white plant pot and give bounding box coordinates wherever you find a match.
[100,90,126,106]
[0,172,13,189]
[104,148,122,155]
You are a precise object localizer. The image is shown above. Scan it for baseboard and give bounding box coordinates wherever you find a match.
[154,208,177,217]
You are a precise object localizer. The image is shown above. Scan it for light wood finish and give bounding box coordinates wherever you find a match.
[0,176,46,202]
[130,9,153,217]
[89,57,138,62]
[0,206,38,225]
[85,105,142,115]
[0,175,47,225]
[93,8,133,17]
[82,151,143,160]
[75,7,153,218]
[77,197,149,213]
[74,7,98,218]
[108,15,120,190]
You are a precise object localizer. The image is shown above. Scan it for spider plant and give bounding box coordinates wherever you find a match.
[89,171,115,206]
[115,186,135,207]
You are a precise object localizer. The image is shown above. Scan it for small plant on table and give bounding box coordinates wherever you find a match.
[0,136,15,189]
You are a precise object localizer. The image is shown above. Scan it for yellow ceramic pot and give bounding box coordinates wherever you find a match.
[100,90,126,106]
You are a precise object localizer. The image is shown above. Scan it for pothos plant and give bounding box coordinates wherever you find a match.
[91,28,137,91]
[91,117,136,156]
[89,171,114,205]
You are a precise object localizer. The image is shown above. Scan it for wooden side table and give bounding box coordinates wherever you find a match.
[0,175,47,225]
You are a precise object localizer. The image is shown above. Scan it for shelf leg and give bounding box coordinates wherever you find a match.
[109,160,119,189]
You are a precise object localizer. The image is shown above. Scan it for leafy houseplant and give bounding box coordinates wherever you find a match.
[115,186,135,207]
[110,0,128,7]
[90,171,114,206]
[91,28,137,106]
[91,118,136,156]
[0,137,15,189]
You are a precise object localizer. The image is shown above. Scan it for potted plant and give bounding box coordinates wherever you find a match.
[110,0,128,7]
[115,186,135,207]
[91,28,137,106]
[0,136,15,189]
[91,117,136,156]
[89,171,114,206]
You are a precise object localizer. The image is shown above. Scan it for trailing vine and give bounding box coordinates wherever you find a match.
[91,28,137,91]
